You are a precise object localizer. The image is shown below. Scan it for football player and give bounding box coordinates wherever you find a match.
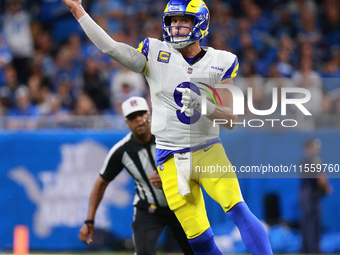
[61,0,273,254]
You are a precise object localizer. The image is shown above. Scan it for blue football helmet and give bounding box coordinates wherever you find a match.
[162,0,210,49]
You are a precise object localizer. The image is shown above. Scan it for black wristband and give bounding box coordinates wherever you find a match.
[84,220,95,233]
[84,219,94,224]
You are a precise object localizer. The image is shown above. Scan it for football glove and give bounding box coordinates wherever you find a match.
[176,87,201,113]
[176,87,216,116]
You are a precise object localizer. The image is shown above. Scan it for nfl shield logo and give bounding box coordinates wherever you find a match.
[187,67,193,74]
[130,100,138,107]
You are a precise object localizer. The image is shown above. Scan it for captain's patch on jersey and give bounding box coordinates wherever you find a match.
[157,51,171,63]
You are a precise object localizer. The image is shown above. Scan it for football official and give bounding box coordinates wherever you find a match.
[63,0,273,254]
[79,96,194,255]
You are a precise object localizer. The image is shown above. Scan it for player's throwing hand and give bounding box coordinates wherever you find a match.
[61,0,82,8]
[61,0,86,20]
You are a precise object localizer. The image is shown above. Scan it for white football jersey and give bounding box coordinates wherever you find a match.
[137,38,239,150]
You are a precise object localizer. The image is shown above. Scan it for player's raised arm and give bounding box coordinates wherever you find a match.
[61,0,146,73]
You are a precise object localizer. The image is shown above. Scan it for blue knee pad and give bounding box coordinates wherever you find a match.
[188,227,222,255]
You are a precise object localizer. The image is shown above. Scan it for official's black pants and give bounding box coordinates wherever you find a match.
[131,206,194,255]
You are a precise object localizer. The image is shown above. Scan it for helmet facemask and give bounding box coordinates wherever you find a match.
[162,14,199,49]
[162,0,210,49]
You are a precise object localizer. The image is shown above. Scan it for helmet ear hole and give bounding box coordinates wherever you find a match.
[164,16,172,27]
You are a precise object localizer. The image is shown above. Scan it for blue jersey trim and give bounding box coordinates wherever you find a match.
[184,55,199,65]
[141,38,150,60]
[156,137,222,166]
[221,56,238,80]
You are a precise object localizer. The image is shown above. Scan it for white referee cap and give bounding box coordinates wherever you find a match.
[122,96,149,118]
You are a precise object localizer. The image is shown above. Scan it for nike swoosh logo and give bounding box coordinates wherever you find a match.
[204,145,213,152]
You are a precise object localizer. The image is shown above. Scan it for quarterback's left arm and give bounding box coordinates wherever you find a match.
[206,78,237,130]
[176,55,239,130]
[177,78,237,130]
[207,54,239,130]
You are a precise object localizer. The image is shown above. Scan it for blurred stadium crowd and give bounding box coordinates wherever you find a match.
[0,0,339,128]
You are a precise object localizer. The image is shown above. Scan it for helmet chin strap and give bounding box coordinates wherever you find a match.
[171,37,196,49]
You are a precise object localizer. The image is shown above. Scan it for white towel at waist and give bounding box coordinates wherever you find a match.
[174,152,192,196]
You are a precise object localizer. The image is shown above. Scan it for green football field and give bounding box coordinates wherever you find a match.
[0,253,181,255]
[0,253,335,255]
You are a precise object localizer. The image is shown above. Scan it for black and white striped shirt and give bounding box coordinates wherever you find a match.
[100,133,168,207]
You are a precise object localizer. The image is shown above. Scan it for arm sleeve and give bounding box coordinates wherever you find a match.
[78,14,146,73]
